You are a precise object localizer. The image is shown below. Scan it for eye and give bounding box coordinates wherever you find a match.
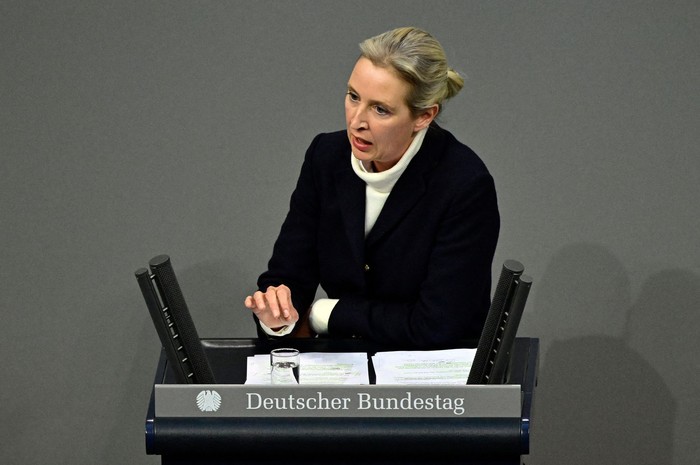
[373,105,390,116]
[346,91,359,102]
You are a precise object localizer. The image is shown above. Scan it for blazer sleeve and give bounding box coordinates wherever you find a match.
[255,134,324,319]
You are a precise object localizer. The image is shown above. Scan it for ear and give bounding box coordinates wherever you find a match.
[412,104,439,132]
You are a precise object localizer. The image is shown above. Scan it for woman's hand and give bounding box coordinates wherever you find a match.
[244,285,299,330]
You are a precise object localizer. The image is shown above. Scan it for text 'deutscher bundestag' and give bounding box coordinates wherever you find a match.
[155,385,521,418]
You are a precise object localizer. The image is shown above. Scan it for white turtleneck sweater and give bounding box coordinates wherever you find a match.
[262,128,428,336]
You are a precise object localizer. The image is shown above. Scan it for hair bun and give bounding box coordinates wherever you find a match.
[445,68,465,100]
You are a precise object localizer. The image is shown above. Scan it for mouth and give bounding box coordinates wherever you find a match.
[350,134,373,151]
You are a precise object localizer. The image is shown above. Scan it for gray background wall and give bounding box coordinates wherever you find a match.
[1,1,698,463]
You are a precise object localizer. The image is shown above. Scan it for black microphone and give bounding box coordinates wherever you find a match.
[136,255,215,384]
[468,259,530,385]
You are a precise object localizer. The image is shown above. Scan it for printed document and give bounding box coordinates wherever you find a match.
[245,352,370,385]
[372,348,476,385]
[245,348,476,385]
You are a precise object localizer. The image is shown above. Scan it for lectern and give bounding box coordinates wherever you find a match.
[144,337,538,465]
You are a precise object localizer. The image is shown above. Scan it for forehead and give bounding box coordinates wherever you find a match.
[348,57,411,106]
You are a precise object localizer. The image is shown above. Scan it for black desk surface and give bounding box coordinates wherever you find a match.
[146,337,538,465]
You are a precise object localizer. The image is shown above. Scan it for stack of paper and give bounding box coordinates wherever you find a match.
[245,352,370,385]
[245,348,476,385]
[371,348,477,385]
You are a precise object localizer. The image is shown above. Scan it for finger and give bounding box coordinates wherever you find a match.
[275,285,292,319]
[264,286,282,319]
[252,291,269,314]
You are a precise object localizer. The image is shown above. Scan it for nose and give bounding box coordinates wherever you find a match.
[348,106,368,130]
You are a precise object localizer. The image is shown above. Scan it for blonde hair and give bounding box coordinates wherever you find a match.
[359,27,464,115]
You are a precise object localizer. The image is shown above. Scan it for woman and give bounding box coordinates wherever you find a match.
[244,27,499,349]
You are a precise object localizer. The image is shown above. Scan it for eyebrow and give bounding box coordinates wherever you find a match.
[346,84,397,112]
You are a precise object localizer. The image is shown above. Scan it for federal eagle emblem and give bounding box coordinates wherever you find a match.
[196,390,222,412]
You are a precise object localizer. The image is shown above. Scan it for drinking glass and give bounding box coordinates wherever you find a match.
[270,348,300,384]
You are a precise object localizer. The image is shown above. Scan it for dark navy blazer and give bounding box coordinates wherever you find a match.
[257,124,500,348]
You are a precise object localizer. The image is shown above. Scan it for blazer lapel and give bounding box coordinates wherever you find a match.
[334,165,366,266]
[365,159,427,247]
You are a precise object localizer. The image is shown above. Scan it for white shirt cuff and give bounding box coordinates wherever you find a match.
[309,298,339,335]
[259,320,296,337]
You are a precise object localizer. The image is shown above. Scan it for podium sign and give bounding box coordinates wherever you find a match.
[155,384,522,419]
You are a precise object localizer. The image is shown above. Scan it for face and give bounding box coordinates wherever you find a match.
[345,57,437,172]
